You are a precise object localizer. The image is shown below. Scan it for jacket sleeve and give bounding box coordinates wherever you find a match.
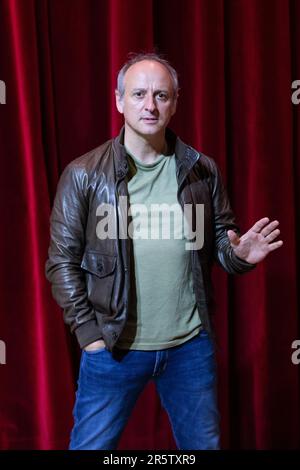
[45,163,102,348]
[209,158,256,274]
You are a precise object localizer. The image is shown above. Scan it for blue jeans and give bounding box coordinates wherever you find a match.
[69,330,220,450]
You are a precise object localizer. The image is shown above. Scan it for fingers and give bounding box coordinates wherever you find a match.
[251,217,271,233]
[227,229,240,246]
[254,218,283,249]
[264,227,280,242]
[268,240,284,251]
[265,228,284,251]
[263,220,283,250]
[261,220,279,237]
[251,218,281,239]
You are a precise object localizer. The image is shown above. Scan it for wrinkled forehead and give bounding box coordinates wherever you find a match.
[124,61,173,92]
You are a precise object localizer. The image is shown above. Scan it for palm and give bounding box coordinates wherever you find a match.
[228,217,283,265]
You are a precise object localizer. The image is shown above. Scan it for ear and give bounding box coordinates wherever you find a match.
[171,93,178,116]
[115,90,124,114]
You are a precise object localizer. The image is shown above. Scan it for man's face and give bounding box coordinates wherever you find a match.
[115,60,177,138]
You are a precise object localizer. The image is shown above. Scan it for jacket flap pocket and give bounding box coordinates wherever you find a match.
[81,252,117,278]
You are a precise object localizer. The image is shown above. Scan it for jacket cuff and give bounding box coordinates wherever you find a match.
[74,319,103,349]
[231,250,257,274]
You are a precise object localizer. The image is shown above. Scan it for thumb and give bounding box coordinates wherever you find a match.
[227,229,240,246]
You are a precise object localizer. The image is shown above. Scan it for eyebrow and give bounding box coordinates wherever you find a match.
[131,88,170,94]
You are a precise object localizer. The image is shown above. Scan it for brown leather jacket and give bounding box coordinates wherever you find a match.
[45,127,255,351]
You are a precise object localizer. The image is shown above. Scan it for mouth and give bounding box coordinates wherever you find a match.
[141,117,159,123]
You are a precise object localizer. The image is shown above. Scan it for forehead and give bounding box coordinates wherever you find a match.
[124,60,173,90]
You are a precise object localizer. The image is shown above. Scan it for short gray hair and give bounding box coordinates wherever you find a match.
[116,52,179,98]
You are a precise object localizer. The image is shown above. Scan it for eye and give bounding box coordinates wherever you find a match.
[158,93,168,101]
[133,91,144,98]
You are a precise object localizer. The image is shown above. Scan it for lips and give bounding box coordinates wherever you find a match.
[142,117,158,122]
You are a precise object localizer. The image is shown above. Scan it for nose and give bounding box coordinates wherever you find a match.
[144,94,156,112]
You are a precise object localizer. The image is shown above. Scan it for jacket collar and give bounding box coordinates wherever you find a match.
[113,126,200,183]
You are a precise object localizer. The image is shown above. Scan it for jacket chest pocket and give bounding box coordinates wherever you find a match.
[81,251,117,314]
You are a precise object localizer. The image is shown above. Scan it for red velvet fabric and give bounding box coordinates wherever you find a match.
[0,0,299,449]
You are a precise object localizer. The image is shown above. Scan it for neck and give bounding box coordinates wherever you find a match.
[124,125,167,164]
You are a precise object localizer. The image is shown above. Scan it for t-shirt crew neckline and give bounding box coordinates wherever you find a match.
[125,148,170,170]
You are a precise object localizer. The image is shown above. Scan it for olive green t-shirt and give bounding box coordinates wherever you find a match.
[116,151,201,350]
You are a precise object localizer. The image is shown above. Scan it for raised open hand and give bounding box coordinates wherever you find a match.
[227,217,283,265]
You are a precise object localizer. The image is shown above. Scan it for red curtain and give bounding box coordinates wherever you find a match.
[0,0,299,449]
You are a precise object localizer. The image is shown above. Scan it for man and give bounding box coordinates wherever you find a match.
[45,53,283,450]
